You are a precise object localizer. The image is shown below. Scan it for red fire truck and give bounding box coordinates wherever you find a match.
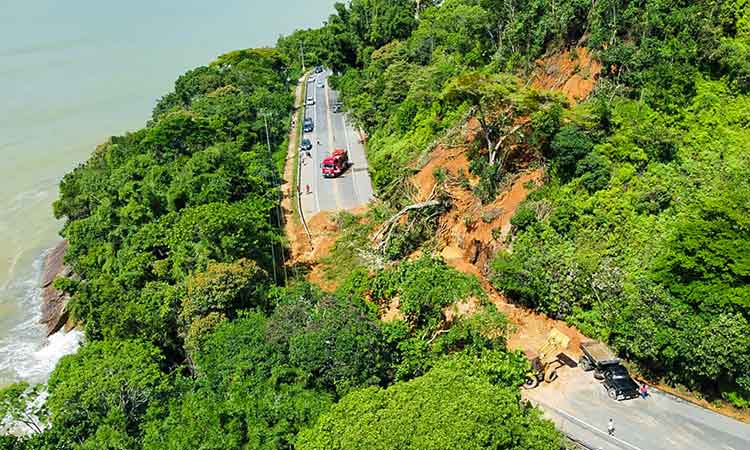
[321,148,349,178]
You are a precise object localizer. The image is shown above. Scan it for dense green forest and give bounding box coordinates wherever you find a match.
[280,0,750,406]
[2,0,749,448]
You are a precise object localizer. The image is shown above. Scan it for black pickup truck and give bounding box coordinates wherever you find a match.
[580,341,640,401]
[601,364,640,400]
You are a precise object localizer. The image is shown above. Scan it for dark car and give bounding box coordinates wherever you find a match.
[602,365,639,401]
[300,138,312,151]
[303,118,314,132]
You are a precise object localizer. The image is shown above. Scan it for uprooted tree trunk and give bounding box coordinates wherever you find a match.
[475,104,496,165]
[372,182,445,253]
[491,123,525,170]
[475,105,523,167]
[371,199,442,253]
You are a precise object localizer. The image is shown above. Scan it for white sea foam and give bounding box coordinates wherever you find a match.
[0,250,81,386]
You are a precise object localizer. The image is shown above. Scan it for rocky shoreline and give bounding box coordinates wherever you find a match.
[39,240,73,337]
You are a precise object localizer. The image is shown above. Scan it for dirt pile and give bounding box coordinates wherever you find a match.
[300,207,370,292]
[282,76,311,263]
[530,47,602,104]
[409,131,587,357]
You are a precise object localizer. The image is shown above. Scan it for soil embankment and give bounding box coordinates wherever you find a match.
[283,75,316,264]
[530,47,602,104]
[411,142,587,358]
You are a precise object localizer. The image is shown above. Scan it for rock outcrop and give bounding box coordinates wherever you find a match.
[40,240,73,337]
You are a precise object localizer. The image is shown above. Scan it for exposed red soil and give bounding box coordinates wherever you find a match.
[443,296,481,323]
[530,47,602,104]
[382,297,404,322]
[409,131,586,357]
[282,65,748,422]
[410,109,750,422]
[300,211,338,291]
[282,77,313,264]
[302,207,371,292]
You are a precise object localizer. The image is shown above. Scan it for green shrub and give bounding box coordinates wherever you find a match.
[510,205,537,232]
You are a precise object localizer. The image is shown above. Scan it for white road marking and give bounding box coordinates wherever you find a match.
[311,81,321,213]
[324,72,343,209]
[341,111,362,205]
[536,400,647,450]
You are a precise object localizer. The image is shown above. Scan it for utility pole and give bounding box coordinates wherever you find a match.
[300,41,306,72]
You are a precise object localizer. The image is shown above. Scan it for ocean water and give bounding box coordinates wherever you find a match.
[0,0,334,386]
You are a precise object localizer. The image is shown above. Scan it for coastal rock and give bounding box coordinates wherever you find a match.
[40,240,73,337]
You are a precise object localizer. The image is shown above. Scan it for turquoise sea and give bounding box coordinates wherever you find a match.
[0,0,334,386]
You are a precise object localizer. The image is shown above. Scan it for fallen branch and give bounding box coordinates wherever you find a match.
[371,200,441,251]
[427,328,450,344]
[490,123,525,168]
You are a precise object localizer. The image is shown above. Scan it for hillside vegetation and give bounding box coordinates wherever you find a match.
[1,0,749,448]
[281,0,750,408]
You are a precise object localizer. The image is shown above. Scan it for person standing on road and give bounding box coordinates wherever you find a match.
[639,383,649,398]
[607,418,615,436]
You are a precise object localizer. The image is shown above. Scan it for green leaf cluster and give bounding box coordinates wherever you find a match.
[492,79,750,403]
[297,350,560,450]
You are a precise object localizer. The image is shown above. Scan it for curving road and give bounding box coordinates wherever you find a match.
[298,70,374,218]
[523,367,750,450]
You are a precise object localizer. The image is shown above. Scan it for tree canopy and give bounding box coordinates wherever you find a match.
[7,0,750,447]
[297,351,560,450]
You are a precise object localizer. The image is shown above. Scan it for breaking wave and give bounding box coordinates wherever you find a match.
[0,250,81,386]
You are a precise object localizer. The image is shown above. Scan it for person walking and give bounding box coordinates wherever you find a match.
[607,418,615,436]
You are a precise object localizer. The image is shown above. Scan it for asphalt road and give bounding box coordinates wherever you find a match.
[299,70,374,217]
[524,367,750,450]
[295,72,750,449]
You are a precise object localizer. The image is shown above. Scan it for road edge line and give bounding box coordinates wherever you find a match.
[341,108,363,206]
[296,74,312,242]
[528,398,647,450]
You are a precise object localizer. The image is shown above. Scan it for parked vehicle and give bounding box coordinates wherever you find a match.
[580,341,639,401]
[602,364,640,400]
[303,118,314,132]
[321,148,349,178]
[579,341,620,376]
[300,138,312,151]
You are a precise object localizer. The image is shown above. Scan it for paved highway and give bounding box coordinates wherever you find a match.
[524,367,750,450]
[299,70,374,217]
[294,72,750,449]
